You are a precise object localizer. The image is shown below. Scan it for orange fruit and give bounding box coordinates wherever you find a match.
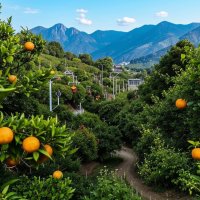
[0,127,14,144]
[24,41,35,51]
[43,144,53,156]
[175,99,187,109]
[8,75,17,83]
[71,85,77,93]
[53,170,63,179]
[38,144,53,163]
[192,148,200,160]
[22,136,40,153]
[50,70,55,75]
[6,157,19,167]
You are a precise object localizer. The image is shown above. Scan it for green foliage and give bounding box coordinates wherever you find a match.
[135,128,164,160]
[72,126,98,162]
[11,176,74,200]
[94,57,113,73]
[72,112,122,160]
[138,145,189,187]
[138,40,194,103]
[46,41,64,58]
[65,52,77,61]
[173,163,200,196]
[114,99,144,144]
[65,173,95,200]
[0,15,49,104]
[97,99,126,125]
[127,90,138,100]
[72,84,86,104]
[79,54,93,65]
[83,168,141,200]
[74,68,89,82]
[27,156,80,178]
[0,179,26,200]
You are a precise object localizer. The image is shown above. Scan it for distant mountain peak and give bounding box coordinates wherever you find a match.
[158,21,174,25]
[30,21,200,63]
[51,23,66,28]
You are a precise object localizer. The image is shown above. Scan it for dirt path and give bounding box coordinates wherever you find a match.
[114,146,192,200]
[80,146,193,200]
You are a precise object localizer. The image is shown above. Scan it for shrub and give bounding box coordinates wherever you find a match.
[72,127,98,162]
[83,168,141,200]
[11,176,74,200]
[138,146,189,187]
[72,112,122,161]
[65,172,96,200]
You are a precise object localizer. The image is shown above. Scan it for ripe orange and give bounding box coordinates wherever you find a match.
[0,127,14,144]
[71,85,77,93]
[6,157,19,167]
[8,75,17,83]
[175,99,187,109]
[38,144,53,163]
[44,144,53,156]
[24,41,35,51]
[53,170,63,179]
[192,148,200,160]
[22,136,40,153]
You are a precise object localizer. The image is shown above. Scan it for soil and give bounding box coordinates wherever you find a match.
[80,146,194,200]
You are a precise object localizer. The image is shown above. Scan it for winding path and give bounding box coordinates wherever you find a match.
[114,147,192,200]
[80,146,193,200]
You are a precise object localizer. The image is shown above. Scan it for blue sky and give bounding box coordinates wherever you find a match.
[1,0,200,33]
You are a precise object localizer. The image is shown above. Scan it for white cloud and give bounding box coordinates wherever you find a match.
[76,17,92,25]
[156,11,168,17]
[76,8,92,26]
[117,17,136,26]
[24,8,39,14]
[76,9,88,14]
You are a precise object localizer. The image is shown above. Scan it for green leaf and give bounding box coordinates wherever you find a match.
[181,54,185,60]
[14,135,20,144]
[38,149,52,159]
[6,56,13,63]
[33,152,39,162]
[2,185,9,195]
[187,101,194,106]
[1,179,19,193]
[51,124,55,137]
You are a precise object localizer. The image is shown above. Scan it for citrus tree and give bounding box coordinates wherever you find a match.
[0,9,52,104]
[0,7,76,170]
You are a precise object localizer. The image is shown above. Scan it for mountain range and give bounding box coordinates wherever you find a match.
[30,21,200,64]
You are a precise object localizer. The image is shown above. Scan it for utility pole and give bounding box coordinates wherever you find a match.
[111,72,119,100]
[49,79,52,111]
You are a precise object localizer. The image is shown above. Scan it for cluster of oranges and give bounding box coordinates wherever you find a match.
[175,98,200,161]
[0,126,63,179]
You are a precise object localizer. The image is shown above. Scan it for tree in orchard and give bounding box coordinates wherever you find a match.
[0,6,76,173]
[138,40,194,104]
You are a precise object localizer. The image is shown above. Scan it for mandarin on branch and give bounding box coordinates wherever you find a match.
[53,170,63,179]
[24,41,35,51]
[175,98,187,109]
[22,136,40,153]
[192,148,200,160]
[0,127,14,144]
[8,75,17,83]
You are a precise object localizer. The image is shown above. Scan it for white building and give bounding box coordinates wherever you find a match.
[128,79,143,90]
